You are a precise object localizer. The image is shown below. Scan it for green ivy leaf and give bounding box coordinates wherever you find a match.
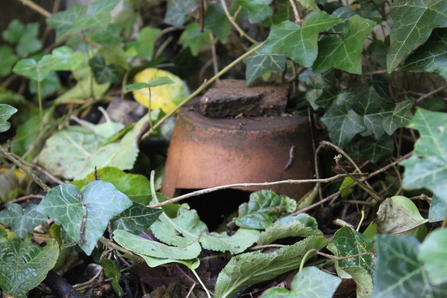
[428,196,447,223]
[101,258,124,297]
[387,0,447,72]
[29,71,61,98]
[263,12,341,67]
[235,190,297,229]
[151,204,208,247]
[135,27,161,61]
[305,71,338,110]
[419,229,447,286]
[401,110,447,203]
[51,46,83,71]
[112,203,162,235]
[344,266,374,298]
[0,46,19,76]
[200,228,261,254]
[46,5,87,40]
[258,214,322,245]
[204,3,232,44]
[74,11,111,31]
[89,0,120,14]
[179,23,211,56]
[262,267,341,298]
[164,0,196,27]
[382,100,413,135]
[321,89,366,148]
[236,0,273,23]
[36,181,132,255]
[13,55,58,82]
[0,104,18,132]
[0,203,47,238]
[372,234,447,298]
[113,229,201,260]
[125,76,174,93]
[2,20,42,57]
[361,135,394,163]
[243,44,286,84]
[297,0,319,11]
[89,52,122,84]
[215,236,328,298]
[314,15,376,74]
[353,87,394,139]
[0,227,59,298]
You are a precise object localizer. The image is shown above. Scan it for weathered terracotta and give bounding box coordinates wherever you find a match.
[161,98,315,201]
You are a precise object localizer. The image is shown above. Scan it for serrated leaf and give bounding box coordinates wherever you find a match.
[305,71,338,110]
[235,190,297,229]
[0,104,18,132]
[244,44,286,84]
[376,196,428,235]
[0,46,19,76]
[418,229,447,286]
[262,267,341,298]
[125,76,174,92]
[164,0,196,27]
[263,12,340,67]
[258,214,322,245]
[401,110,447,203]
[353,87,394,139]
[112,203,162,235]
[179,23,211,56]
[429,196,447,222]
[0,203,47,238]
[382,100,413,135]
[13,55,58,82]
[321,89,366,147]
[372,234,447,298]
[36,181,132,255]
[327,226,374,275]
[236,0,273,23]
[113,229,201,260]
[0,227,59,298]
[200,228,260,254]
[215,236,328,298]
[387,0,447,72]
[314,15,376,74]
[361,135,394,163]
[151,204,208,247]
[204,2,232,44]
[102,258,123,297]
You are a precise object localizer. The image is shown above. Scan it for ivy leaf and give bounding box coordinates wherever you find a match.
[200,228,261,254]
[151,204,208,247]
[0,227,59,298]
[51,46,83,71]
[36,181,132,255]
[164,0,196,27]
[112,203,162,235]
[244,44,286,84]
[0,104,18,132]
[125,77,174,93]
[215,236,327,298]
[74,11,111,31]
[235,190,297,229]
[262,267,341,298]
[263,12,341,67]
[102,258,123,297]
[305,71,338,110]
[428,196,447,223]
[89,52,121,84]
[387,0,447,72]
[418,229,447,286]
[353,86,394,139]
[401,110,447,204]
[135,27,161,61]
[236,0,273,23]
[314,15,376,74]
[89,0,120,14]
[372,234,447,298]
[321,89,366,148]
[204,2,232,43]
[361,135,394,163]
[46,5,87,40]
[2,20,42,57]
[0,46,19,76]
[382,100,413,135]
[297,0,320,11]
[13,55,58,82]
[401,28,447,80]
[178,23,211,56]
[0,203,47,238]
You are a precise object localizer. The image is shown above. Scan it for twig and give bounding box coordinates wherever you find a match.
[416,84,447,102]
[141,41,266,140]
[148,174,365,208]
[99,237,138,258]
[0,145,51,192]
[19,0,51,17]
[9,194,45,204]
[209,31,219,76]
[11,153,64,185]
[289,0,301,23]
[366,151,413,179]
[219,0,257,44]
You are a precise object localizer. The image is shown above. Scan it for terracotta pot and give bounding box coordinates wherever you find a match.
[161,97,315,201]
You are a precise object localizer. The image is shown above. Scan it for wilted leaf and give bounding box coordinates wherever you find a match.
[244,44,287,84]
[382,100,413,135]
[0,203,47,238]
[36,181,132,255]
[387,0,447,72]
[0,227,59,298]
[263,12,340,67]
[401,110,447,204]
[0,104,18,132]
[262,267,341,298]
[112,203,162,235]
[200,228,260,254]
[235,190,297,229]
[313,15,375,74]
[214,236,327,298]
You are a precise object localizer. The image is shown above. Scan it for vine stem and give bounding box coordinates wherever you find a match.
[219,0,257,44]
[141,41,265,140]
[289,0,301,23]
[299,249,374,272]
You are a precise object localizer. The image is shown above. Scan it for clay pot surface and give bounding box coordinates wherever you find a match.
[161,97,315,200]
